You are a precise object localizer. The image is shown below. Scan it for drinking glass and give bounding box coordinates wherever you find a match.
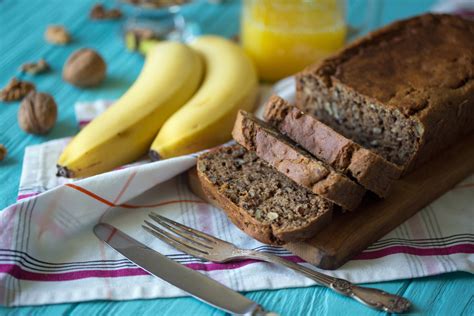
[120,0,200,51]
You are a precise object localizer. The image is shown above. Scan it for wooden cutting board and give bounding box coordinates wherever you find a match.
[187,135,474,270]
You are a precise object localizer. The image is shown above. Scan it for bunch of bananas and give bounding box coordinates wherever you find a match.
[57,36,258,178]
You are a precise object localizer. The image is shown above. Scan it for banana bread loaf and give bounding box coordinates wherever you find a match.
[233,110,365,211]
[197,145,333,245]
[264,96,402,197]
[296,14,474,171]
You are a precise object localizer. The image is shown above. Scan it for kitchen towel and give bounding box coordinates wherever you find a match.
[1,77,473,306]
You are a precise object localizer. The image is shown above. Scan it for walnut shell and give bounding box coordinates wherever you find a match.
[18,91,57,134]
[20,59,50,75]
[0,78,36,102]
[63,48,106,87]
[90,4,122,20]
[45,25,71,45]
[0,144,7,161]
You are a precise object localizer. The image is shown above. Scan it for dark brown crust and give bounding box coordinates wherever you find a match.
[197,145,333,245]
[296,14,474,172]
[272,212,331,242]
[264,96,402,197]
[149,150,161,161]
[200,178,332,245]
[233,110,365,210]
[56,165,74,178]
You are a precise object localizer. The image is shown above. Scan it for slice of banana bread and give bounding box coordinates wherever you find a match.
[264,96,402,197]
[233,110,365,211]
[197,145,332,245]
[296,14,474,172]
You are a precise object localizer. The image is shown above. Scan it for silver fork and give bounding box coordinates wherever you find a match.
[143,212,411,314]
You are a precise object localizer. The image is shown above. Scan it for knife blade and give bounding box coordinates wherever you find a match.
[94,223,269,315]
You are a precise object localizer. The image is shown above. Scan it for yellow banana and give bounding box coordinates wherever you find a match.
[149,36,259,159]
[57,42,203,178]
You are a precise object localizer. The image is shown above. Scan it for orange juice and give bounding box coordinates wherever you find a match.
[241,0,346,82]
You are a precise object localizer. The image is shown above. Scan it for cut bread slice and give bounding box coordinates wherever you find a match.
[197,145,332,245]
[295,14,474,172]
[264,96,402,197]
[233,110,365,211]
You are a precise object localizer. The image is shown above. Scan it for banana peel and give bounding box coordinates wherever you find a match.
[149,36,259,159]
[57,41,204,178]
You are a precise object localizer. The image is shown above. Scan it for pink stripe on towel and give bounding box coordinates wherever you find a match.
[16,193,39,201]
[1,244,473,282]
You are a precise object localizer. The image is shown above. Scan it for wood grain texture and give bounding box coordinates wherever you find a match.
[286,135,474,269]
[189,134,474,269]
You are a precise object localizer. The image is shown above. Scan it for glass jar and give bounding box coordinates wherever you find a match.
[241,0,346,82]
[241,0,379,82]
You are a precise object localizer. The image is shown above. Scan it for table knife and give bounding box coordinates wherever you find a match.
[94,223,275,316]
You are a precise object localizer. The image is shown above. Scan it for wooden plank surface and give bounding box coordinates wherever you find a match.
[188,135,474,269]
[286,134,474,269]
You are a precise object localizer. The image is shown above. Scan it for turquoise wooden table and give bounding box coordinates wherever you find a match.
[0,0,472,315]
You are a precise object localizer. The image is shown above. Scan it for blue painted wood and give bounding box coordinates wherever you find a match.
[1,0,472,315]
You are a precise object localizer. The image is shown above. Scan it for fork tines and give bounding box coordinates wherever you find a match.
[142,212,219,258]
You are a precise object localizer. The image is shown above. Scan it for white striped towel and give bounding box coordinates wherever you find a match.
[1,76,472,307]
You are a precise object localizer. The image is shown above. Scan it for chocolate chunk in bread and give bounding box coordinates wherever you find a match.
[296,14,474,172]
[264,95,402,197]
[233,110,365,210]
[197,145,332,245]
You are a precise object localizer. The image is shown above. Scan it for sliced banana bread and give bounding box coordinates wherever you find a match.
[264,96,402,197]
[197,145,333,245]
[233,110,365,211]
[296,14,474,172]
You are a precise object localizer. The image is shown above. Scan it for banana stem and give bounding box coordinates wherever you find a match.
[125,32,160,55]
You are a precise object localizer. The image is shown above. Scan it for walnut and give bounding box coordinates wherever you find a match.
[0,78,36,102]
[267,212,279,221]
[18,91,57,134]
[45,25,71,45]
[124,0,189,8]
[20,59,50,75]
[0,144,7,162]
[63,48,106,87]
[90,4,122,20]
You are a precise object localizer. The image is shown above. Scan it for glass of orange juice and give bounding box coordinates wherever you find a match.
[241,0,375,82]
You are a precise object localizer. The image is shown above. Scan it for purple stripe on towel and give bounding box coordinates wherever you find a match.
[0,257,302,281]
[1,244,473,282]
[0,264,148,281]
[78,120,91,127]
[16,193,39,201]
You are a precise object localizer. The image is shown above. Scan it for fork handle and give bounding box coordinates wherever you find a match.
[248,251,410,313]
